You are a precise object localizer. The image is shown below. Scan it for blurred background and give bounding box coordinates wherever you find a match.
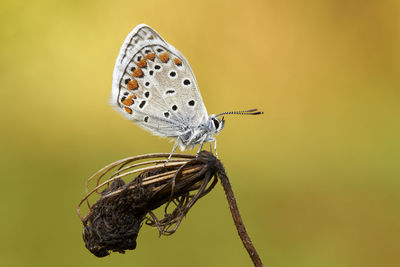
[0,0,399,266]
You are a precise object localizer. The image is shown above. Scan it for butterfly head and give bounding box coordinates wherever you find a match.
[209,115,225,134]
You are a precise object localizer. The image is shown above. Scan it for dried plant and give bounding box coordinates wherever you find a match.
[77,151,263,266]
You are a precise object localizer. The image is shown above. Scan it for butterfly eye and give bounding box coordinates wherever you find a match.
[212,118,220,129]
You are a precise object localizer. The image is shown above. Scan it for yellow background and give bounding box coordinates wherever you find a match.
[1,0,399,266]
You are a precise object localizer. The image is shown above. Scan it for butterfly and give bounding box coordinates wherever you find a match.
[111,24,262,158]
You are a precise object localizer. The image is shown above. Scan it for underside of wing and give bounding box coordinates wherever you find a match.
[111,24,209,137]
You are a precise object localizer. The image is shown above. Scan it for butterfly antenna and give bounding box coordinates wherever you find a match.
[216,108,264,117]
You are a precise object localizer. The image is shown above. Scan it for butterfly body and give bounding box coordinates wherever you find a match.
[177,115,225,150]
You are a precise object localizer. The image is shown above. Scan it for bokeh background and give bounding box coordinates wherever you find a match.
[1,0,399,266]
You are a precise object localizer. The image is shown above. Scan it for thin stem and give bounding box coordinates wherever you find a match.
[218,168,263,267]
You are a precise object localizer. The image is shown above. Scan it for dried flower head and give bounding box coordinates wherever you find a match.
[77,151,220,257]
[77,151,262,266]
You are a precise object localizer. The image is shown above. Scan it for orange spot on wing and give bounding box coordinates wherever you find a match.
[127,80,138,90]
[124,107,132,114]
[159,52,169,63]
[136,59,147,68]
[132,68,143,78]
[121,94,137,106]
[145,53,155,61]
[122,98,134,106]
[174,58,182,66]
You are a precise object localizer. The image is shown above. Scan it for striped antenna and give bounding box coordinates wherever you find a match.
[216,108,264,117]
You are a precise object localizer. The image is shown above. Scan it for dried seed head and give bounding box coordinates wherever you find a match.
[78,151,220,257]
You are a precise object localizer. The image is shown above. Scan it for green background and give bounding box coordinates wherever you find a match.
[1,0,399,266]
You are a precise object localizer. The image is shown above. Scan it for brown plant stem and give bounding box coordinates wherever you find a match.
[217,166,264,267]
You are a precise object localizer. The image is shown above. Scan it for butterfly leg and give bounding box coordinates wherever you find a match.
[166,138,180,164]
[213,138,218,157]
[196,135,208,157]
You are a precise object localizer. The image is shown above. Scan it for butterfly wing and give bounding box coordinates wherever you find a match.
[111,24,209,138]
